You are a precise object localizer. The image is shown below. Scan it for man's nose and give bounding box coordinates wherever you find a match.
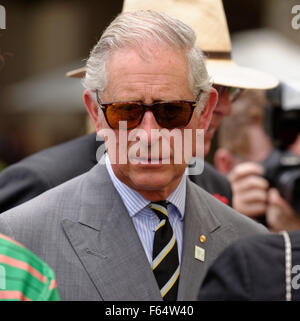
[137,110,161,145]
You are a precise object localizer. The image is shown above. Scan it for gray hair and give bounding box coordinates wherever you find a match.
[82,10,211,112]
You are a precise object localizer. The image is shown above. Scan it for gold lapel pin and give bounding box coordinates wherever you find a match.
[200,235,206,243]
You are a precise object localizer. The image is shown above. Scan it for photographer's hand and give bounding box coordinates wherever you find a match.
[266,188,300,232]
[228,162,269,218]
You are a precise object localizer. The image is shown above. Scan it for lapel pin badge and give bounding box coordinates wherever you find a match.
[194,245,205,262]
[200,235,206,243]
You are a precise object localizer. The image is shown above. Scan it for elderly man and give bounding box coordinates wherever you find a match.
[0,11,266,301]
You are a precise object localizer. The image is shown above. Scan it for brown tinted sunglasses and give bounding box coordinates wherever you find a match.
[95,90,197,130]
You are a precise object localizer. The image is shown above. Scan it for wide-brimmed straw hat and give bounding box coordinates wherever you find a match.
[66,0,278,89]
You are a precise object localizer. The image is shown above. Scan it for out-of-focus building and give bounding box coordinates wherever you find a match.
[0,0,122,166]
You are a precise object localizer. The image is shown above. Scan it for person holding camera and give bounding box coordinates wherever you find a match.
[199,87,300,300]
[214,86,300,231]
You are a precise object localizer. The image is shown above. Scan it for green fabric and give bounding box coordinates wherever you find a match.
[0,234,60,301]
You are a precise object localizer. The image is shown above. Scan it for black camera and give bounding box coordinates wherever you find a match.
[264,84,300,149]
[263,149,300,213]
[263,83,300,214]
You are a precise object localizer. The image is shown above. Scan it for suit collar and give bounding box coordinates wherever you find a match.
[77,163,114,231]
[186,179,222,233]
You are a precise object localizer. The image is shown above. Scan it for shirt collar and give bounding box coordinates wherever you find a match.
[105,155,186,219]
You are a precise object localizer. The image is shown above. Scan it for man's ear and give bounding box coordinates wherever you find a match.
[83,89,103,133]
[197,87,218,129]
[214,148,235,175]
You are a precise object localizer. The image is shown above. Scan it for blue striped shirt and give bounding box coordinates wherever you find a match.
[105,155,186,266]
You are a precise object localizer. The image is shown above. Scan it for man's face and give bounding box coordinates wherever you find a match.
[85,44,216,201]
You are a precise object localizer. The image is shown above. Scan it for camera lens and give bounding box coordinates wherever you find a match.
[276,170,300,214]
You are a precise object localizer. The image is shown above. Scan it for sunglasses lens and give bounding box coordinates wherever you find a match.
[104,101,195,129]
[229,88,242,102]
[106,103,143,129]
[153,102,193,129]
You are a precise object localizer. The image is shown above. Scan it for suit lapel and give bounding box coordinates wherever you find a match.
[61,164,237,301]
[62,164,161,301]
[177,180,236,300]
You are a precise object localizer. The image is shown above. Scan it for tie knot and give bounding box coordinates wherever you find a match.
[149,201,169,221]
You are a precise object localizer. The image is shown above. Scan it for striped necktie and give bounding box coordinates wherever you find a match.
[149,201,180,301]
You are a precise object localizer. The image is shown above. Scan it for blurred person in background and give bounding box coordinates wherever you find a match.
[198,229,300,301]
[214,90,273,218]
[198,85,300,301]
[214,87,300,231]
[262,83,300,231]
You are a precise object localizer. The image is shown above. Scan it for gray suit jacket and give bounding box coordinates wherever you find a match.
[0,163,267,301]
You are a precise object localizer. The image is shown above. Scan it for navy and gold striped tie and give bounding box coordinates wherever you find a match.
[149,201,180,301]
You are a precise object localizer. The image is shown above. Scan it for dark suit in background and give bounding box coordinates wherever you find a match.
[197,231,300,301]
[0,134,98,212]
[0,134,232,213]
